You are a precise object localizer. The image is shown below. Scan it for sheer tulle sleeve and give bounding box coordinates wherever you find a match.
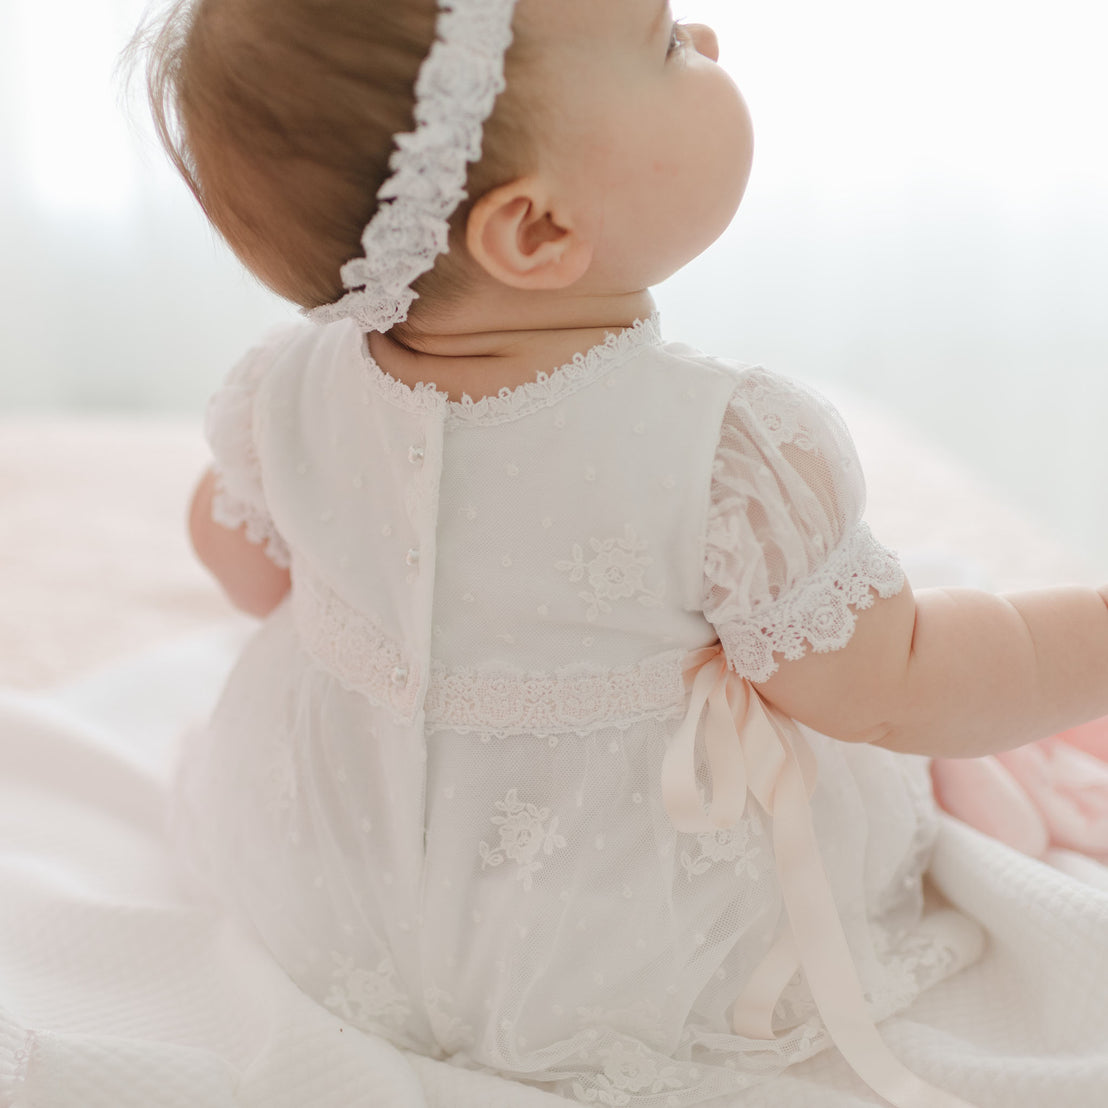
[203,327,303,570]
[703,369,905,682]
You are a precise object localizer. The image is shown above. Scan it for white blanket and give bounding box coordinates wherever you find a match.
[2,629,1107,1108]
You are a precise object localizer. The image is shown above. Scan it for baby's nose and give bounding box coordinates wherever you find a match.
[687,23,719,63]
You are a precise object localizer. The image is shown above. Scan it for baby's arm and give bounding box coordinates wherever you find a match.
[188,467,291,618]
[757,579,1108,758]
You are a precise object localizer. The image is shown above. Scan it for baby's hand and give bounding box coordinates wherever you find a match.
[188,467,291,618]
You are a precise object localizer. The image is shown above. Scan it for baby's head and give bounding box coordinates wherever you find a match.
[139,0,753,331]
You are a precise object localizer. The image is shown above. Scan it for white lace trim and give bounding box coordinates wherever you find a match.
[424,649,687,737]
[305,0,518,332]
[210,477,291,570]
[358,314,662,426]
[716,523,905,683]
[291,567,421,721]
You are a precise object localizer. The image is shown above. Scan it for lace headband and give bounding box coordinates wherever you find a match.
[305,0,520,333]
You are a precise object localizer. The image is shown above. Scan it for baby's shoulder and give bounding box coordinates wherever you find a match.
[640,340,837,431]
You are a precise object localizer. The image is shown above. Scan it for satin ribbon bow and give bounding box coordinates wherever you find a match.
[663,646,977,1108]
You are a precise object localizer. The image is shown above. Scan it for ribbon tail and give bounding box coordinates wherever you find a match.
[662,658,722,833]
[730,926,800,1040]
[772,726,978,1108]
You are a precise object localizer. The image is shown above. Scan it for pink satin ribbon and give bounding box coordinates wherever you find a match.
[662,647,977,1108]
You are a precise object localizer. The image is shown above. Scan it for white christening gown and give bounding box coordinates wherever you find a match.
[167,314,988,1106]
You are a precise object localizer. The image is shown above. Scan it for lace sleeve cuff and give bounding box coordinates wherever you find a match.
[209,474,291,570]
[717,522,905,683]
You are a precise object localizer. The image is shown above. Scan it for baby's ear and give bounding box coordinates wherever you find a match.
[465,178,593,290]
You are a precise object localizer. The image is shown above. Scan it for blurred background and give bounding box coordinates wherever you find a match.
[1,0,1107,560]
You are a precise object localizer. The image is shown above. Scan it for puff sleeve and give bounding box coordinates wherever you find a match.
[203,326,303,570]
[702,368,905,682]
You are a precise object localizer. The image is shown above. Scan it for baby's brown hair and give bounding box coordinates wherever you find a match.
[135,0,535,323]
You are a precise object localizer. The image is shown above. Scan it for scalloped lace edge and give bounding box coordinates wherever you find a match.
[292,568,422,722]
[715,523,905,683]
[210,481,292,570]
[357,314,662,425]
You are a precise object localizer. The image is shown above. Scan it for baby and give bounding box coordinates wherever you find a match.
[139,1,1108,1105]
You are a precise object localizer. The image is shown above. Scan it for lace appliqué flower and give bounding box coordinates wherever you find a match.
[478,789,567,890]
[679,817,766,882]
[556,526,664,623]
[323,951,412,1035]
[571,1039,687,1105]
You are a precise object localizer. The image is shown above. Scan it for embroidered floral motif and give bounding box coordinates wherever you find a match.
[323,951,411,1033]
[556,526,664,622]
[571,1039,687,1105]
[479,789,567,890]
[679,817,766,882]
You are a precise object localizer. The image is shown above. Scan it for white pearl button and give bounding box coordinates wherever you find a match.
[408,444,425,464]
[391,666,409,687]
[406,548,420,567]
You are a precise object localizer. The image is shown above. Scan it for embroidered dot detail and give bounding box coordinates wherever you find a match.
[537,604,549,617]
[462,593,475,603]
[443,784,456,799]
[694,932,706,946]
[554,414,566,429]
[584,466,597,483]
[506,462,520,477]
[501,555,512,568]
[320,509,334,523]
[548,736,558,748]
[634,422,647,435]
[621,884,633,899]
[541,517,553,529]
[382,524,393,537]
[662,476,677,490]
[636,937,647,950]
[608,741,619,754]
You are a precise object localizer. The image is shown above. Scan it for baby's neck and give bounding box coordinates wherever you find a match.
[369,291,657,403]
